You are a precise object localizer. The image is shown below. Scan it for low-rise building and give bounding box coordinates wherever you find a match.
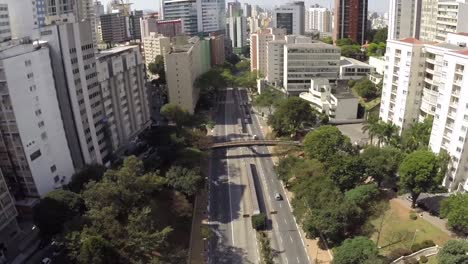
[96,46,150,153]
[339,56,375,80]
[299,79,358,120]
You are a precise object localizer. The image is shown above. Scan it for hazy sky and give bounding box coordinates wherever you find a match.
[102,0,389,13]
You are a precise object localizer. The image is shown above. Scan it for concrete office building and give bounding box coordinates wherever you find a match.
[226,16,247,50]
[100,13,129,44]
[156,19,183,38]
[209,33,226,66]
[129,10,143,41]
[165,37,210,113]
[334,0,368,44]
[143,33,171,72]
[96,46,150,153]
[299,79,359,120]
[197,0,226,33]
[379,38,425,132]
[0,40,75,198]
[39,22,109,167]
[273,1,305,35]
[339,57,375,80]
[283,42,340,94]
[162,0,198,36]
[368,56,385,84]
[227,1,242,17]
[1,0,37,39]
[435,0,468,42]
[250,28,286,76]
[243,3,252,17]
[388,0,422,40]
[94,1,105,43]
[305,5,332,34]
[140,14,159,39]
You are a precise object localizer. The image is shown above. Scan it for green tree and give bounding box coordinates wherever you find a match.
[275,155,302,183]
[398,150,440,208]
[440,194,468,234]
[33,190,85,238]
[254,88,284,114]
[68,164,106,193]
[78,235,120,264]
[251,213,267,230]
[340,45,363,58]
[303,125,352,162]
[332,236,379,264]
[361,114,379,145]
[345,184,379,209]
[401,116,433,152]
[165,166,204,196]
[336,38,358,46]
[147,55,166,84]
[352,77,378,100]
[267,97,317,137]
[321,37,333,44]
[437,240,468,264]
[367,42,386,57]
[160,103,192,128]
[361,146,404,186]
[241,45,250,57]
[327,155,367,192]
[372,27,388,43]
[235,60,251,71]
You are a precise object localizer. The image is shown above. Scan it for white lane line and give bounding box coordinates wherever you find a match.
[283,218,287,225]
[278,235,283,244]
[289,235,293,243]
[279,203,282,208]
[285,257,289,264]
[297,256,300,263]
[225,91,235,246]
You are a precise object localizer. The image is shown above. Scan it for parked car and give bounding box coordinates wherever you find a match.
[274,192,282,201]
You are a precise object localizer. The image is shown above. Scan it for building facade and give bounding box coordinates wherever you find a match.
[100,13,129,44]
[96,46,150,153]
[419,0,438,42]
[209,33,225,66]
[339,57,375,80]
[143,33,171,72]
[197,0,226,33]
[305,5,332,34]
[435,0,468,42]
[162,0,198,36]
[250,28,286,76]
[283,42,340,94]
[273,1,305,35]
[334,0,368,44]
[388,0,422,40]
[226,15,247,50]
[0,4,10,42]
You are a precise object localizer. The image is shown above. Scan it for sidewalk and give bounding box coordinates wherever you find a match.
[253,108,333,264]
[188,189,209,264]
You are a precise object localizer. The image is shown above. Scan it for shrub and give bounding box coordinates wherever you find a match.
[404,258,418,264]
[388,248,412,261]
[419,255,428,263]
[411,240,436,252]
[409,212,418,220]
[251,213,267,230]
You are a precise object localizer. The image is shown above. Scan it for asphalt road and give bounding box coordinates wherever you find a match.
[208,88,310,264]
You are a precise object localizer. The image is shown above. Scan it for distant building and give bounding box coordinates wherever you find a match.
[197,0,226,33]
[243,3,252,17]
[143,33,171,78]
[209,33,226,66]
[140,15,159,39]
[162,0,198,36]
[157,19,184,38]
[300,79,359,120]
[227,1,242,17]
[250,28,286,76]
[388,0,422,40]
[339,56,375,80]
[435,0,468,42]
[273,1,305,35]
[305,5,332,34]
[96,46,150,153]
[100,13,129,43]
[226,16,247,50]
[334,0,368,44]
[129,10,143,41]
[0,4,10,42]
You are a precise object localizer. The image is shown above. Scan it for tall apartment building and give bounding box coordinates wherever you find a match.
[379,38,426,131]
[435,0,468,42]
[96,46,150,153]
[129,10,143,41]
[100,13,128,44]
[165,37,210,113]
[2,0,38,39]
[226,16,247,50]
[334,0,368,44]
[0,41,75,198]
[227,1,242,17]
[143,33,171,75]
[0,168,18,252]
[140,15,158,39]
[94,1,105,43]
[305,5,332,33]
[284,41,341,94]
[243,3,252,17]
[39,22,109,167]
[162,0,198,36]
[197,0,226,33]
[420,0,439,41]
[273,1,305,35]
[0,4,10,42]
[388,0,422,40]
[250,28,286,76]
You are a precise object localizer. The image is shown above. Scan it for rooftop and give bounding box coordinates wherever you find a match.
[285,42,337,49]
[399,37,425,44]
[97,45,138,58]
[340,56,372,67]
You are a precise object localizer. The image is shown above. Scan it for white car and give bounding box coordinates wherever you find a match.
[252,135,258,140]
[42,257,52,264]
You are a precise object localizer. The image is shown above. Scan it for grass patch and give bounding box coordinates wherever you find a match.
[370,199,451,255]
[426,255,438,264]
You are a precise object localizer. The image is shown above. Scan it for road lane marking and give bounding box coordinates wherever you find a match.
[279,203,282,208]
[297,256,300,263]
[283,218,287,225]
[225,92,235,246]
[289,235,293,243]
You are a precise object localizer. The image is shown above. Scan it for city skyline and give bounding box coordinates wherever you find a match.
[102,0,390,13]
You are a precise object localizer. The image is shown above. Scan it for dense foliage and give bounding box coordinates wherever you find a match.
[267,97,317,137]
[332,237,379,264]
[440,194,468,234]
[437,240,468,264]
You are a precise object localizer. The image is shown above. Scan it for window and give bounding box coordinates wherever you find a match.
[50,165,56,173]
[30,149,41,161]
[38,121,44,128]
[27,73,34,79]
[25,60,32,66]
[41,132,47,140]
[35,109,42,116]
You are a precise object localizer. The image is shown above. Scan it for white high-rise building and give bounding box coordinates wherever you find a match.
[305,6,332,33]
[197,0,226,33]
[273,1,305,35]
[143,33,171,76]
[283,41,340,94]
[226,16,247,49]
[250,28,286,76]
[420,0,438,42]
[0,41,75,197]
[435,0,468,42]
[387,0,422,40]
[0,0,37,39]
[97,46,150,153]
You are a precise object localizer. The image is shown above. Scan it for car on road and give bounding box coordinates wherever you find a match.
[274,193,282,201]
[252,135,258,140]
[41,257,52,264]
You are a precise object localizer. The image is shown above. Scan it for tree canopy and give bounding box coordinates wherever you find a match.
[254,88,284,114]
[440,194,468,234]
[147,55,166,84]
[68,164,106,193]
[361,146,404,186]
[352,77,379,100]
[267,97,317,137]
[327,154,367,192]
[303,125,352,162]
[398,150,440,207]
[437,240,468,264]
[401,116,433,152]
[165,166,204,196]
[332,236,379,264]
[160,103,192,128]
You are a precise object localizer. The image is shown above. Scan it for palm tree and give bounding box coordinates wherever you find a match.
[362,115,379,145]
[381,122,400,147]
